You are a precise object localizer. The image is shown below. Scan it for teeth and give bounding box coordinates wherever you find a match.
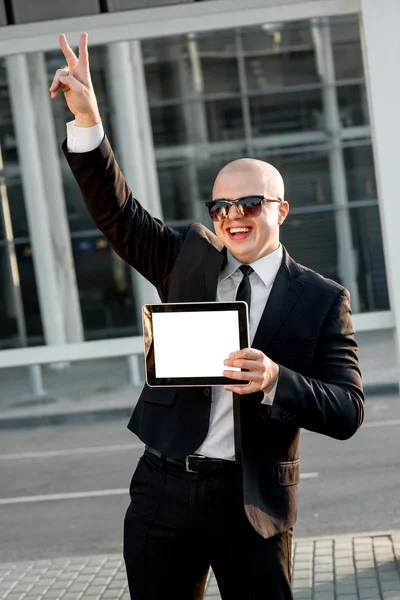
[230,227,250,234]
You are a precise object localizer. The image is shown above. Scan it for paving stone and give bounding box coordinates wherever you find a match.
[314,592,335,600]
[2,534,400,599]
[359,591,381,600]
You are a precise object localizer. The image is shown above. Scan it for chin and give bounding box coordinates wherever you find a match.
[228,247,254,263]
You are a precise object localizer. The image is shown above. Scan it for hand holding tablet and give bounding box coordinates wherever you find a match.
[142,302,250,387]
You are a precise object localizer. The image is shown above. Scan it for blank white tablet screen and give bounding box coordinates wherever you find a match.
[152,310,241,378]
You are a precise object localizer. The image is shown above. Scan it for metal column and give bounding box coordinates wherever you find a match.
[6,55,66,346]
[27,52,84,344]
[312,19,360,312]
[130,40,163,221]
[106,42,160,318]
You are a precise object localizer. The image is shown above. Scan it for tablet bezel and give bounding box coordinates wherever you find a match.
[142,301,250,387]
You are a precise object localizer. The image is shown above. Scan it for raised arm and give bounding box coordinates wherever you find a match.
[51,33,184,287]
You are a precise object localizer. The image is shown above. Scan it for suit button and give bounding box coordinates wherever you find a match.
[203,388,210,397]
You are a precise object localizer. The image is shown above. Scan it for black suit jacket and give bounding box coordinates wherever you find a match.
[64,137,364,539]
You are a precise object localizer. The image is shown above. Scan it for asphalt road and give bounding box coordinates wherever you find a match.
[0,392,399,563]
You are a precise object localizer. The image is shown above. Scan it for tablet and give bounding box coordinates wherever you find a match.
[142,301,250,387]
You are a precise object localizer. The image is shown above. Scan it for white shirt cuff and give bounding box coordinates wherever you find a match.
[66,120,105,153]
[261,379,278,405]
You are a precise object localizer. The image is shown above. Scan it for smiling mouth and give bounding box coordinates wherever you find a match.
[226,226,253,240]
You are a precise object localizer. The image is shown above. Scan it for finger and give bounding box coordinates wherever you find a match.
[228,348,261,360]
[78,32,89,70]
[49,68,69,92]
[223,369,258,382]
[224,358,261,370]
[57,73,82,93]
[59,34,78,68]
[224,383,254,395]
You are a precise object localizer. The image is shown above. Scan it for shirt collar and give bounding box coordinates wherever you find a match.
[220,244,283,287]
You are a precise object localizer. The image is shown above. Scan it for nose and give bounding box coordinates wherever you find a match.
[227,202,244,220]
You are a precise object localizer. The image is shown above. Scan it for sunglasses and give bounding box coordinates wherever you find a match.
[205,195,282,222]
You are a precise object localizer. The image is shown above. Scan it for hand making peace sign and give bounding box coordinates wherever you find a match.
[49,32,100,127]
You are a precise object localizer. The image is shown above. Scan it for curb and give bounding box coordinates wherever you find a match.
[363,381,399,396]
[294,528,400,543]
[0,406,134,430]
[0,382,397,430]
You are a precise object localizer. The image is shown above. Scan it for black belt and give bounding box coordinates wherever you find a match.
[145,446,237,475]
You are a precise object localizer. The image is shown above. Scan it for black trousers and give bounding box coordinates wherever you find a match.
[124,452,293,600]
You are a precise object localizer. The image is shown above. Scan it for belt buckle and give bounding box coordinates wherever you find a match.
[185,454,206,473]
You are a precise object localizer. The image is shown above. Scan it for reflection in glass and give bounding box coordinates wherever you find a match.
[350,206,389,311]
[265,151,332,207]
[337,84,369,127]
[344,145,377,202]
[205,98,245,142]
[281,210,338,282]
[250,89,323,136]
[72,237,138,338]
[0,14,390,349]
[244,51,318,92]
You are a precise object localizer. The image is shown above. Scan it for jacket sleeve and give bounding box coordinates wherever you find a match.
[270,288,364,440]
[63,136,184,288]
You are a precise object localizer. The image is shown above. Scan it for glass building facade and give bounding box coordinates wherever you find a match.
[0,14,389,348]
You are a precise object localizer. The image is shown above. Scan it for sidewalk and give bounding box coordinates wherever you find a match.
[0,329,398,429]
[1,531,399,599]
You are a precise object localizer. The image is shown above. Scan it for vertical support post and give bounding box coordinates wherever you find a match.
[28,365,45,398]
[27,52,84,344]
[360,0,400,382]
[129,40,163,220]
[312,19,360,312]
[106,42,160,321]
[126,355,142,387]
[6,55,66,346]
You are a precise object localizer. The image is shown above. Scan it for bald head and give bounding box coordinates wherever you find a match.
[212,158,285,201]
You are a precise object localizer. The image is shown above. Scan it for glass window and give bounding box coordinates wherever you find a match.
[15,242,44,343]
[0,247,19,348]
[281,210,339,282]
[205,98,244,142]
[344,144,377,202]
[245,51,319,92]
[264,151,332,207]
[337,84,369,127]
[250,88,323,136]
[158,162,201,222]
[330,18,364,80]
[196,30,237,55]
[150,104,187,147]
[4,176,29,238]
[71,235,138,338]
[350,205,389,311]
[0,10,388,349]
[202,57,240,95]
[241,21,314,54]
[145,16,388,314]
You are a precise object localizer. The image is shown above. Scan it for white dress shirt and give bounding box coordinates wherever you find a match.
[67,120,282,460]
[195,247,282,460]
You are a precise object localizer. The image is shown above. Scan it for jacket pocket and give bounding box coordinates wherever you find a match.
[142,385,177,406]
[277,459,300,486]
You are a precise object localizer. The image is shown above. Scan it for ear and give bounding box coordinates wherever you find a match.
[278,200,289,225]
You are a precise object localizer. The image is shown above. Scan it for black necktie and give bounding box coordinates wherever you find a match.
[235,265,253,315]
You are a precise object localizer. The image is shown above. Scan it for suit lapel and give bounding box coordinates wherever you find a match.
[252,248,304,352]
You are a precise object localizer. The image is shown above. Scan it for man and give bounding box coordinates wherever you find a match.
[51,32,364,600]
